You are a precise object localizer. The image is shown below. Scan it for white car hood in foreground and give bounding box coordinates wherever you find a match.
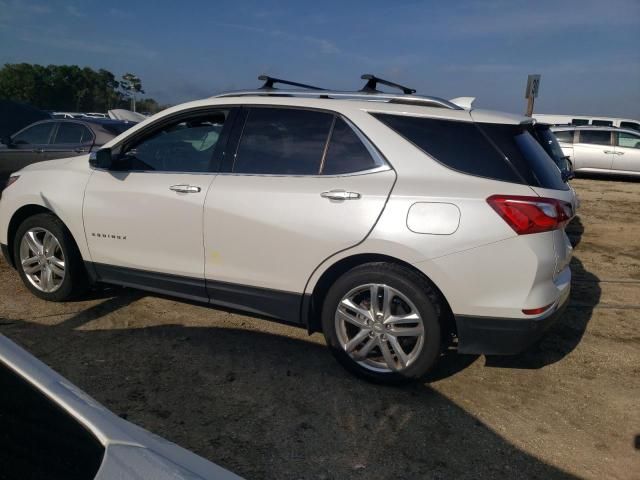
[0,334,242,480]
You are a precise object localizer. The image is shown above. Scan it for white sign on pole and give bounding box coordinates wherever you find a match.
[525,74,541,99]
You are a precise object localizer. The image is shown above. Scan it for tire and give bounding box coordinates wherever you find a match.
[13,213,88,302]
[322,262,442,384]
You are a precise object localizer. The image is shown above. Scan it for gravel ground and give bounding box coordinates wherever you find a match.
[0,177,639,479]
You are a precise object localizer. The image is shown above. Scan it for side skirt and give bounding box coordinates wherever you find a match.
[86,262,306,326]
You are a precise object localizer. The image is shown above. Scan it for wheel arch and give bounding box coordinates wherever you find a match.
[6,205,83,270]
[304,253,456,342]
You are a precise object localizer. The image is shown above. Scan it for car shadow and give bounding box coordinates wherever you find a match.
[485,216,599,370]
[1,316,577,480]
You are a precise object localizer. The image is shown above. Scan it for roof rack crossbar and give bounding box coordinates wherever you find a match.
[258,75,324,91]
[360,74,416,95]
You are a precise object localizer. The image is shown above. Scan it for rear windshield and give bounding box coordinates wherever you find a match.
[0,363,104,480]
[533,126,571,172]
[372,113,567,190]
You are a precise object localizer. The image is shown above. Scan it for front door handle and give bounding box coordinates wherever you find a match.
[615,151,625,155]
[169,185,202,194]
[603,150,615,154]
[32,148,45,153]
[320,189,361,201]
[74,147,87,153]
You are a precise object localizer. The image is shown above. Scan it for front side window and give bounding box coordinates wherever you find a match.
[121,111,227,172]
[579,130,611,146]
[617,132,640,149]
[12,122,54,145]
[54,123,92,144]
[233,108,333,175]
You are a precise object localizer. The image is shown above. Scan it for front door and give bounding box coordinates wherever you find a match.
[613,131,640,173]
[83,108,233,301]
[203,107,396,322]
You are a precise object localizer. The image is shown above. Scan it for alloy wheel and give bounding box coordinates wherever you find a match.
[19,228,66,293]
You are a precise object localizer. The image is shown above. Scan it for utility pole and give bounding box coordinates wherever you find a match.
[525,74,541,117]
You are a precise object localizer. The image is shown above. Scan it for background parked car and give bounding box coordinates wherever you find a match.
[532,123,574,179]
[535,114,640,132]
[0,118,135,184]
[552,125,640,177]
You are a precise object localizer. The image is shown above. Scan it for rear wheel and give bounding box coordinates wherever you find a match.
[322,263,442,384]
[13,213,88,301]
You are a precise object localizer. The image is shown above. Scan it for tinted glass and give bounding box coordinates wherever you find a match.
[553,130,574,143]
[54,123,91,144]
[122,111,227,172]
[372,114,521,184]
[479,123,568,190]
[234,108,333,175]
[102,123,133,136]
[571,119,589,126]
[0,364,104,480]
[12,122,54,144]
[579,130,611,146]
[592,120,613,127]
[322,118,381,174]
[617,132,640,149]
[620,122,640,132]
[534,126,570,172]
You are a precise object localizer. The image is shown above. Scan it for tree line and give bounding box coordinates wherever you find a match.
[0,63,168,113]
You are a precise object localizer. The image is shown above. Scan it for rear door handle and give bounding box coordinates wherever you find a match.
[320,190,361,201]
[603,150,616,154]
[169,185,202,194]
[32,148,45,153]
[74,147,87,153]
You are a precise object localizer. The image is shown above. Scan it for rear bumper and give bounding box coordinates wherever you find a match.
[455,289,570,355]
[1,243,12,267]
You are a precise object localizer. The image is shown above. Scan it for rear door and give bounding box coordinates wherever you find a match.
[203,107,395,321]
[613,131,640,173]
[572,129,614,171]
[0,121,54,179]
[45,121,94,160]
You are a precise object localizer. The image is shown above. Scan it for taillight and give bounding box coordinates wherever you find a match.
[487,194,572,235]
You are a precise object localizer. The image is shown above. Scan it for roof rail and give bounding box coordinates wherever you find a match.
[258,75,324,91]
[214,90,462,110]
[360,74,416,94]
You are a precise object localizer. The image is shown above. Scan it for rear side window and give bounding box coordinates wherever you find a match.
[12,122,54,145]
[233,108,333,175]
[54,123,92,144]
[571,119,589,126]
[322,117,382,174]
[553,130,574,143]
[372,114,521,184]
[579,130,611,145]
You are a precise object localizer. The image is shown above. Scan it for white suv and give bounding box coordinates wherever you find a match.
[0,76,574,383]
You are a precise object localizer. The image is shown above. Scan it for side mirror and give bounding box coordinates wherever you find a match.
[89,148,113,169]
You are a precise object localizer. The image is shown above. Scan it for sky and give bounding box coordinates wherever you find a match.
[1,0,639,117]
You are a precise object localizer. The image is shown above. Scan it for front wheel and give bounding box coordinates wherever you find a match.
[322,263,442,384]
[13,213,88,302]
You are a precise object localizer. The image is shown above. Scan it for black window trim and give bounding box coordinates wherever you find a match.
[98,106,239,175]
[224,104,391,178]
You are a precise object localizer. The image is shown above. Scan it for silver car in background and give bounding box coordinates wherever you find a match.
[552,126,640,177]
[0,334,242,480]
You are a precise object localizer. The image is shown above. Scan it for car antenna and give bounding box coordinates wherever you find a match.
[359,74,416,94]
[258,75,324,91]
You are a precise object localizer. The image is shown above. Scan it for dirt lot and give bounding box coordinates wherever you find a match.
[1,177,639,479]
